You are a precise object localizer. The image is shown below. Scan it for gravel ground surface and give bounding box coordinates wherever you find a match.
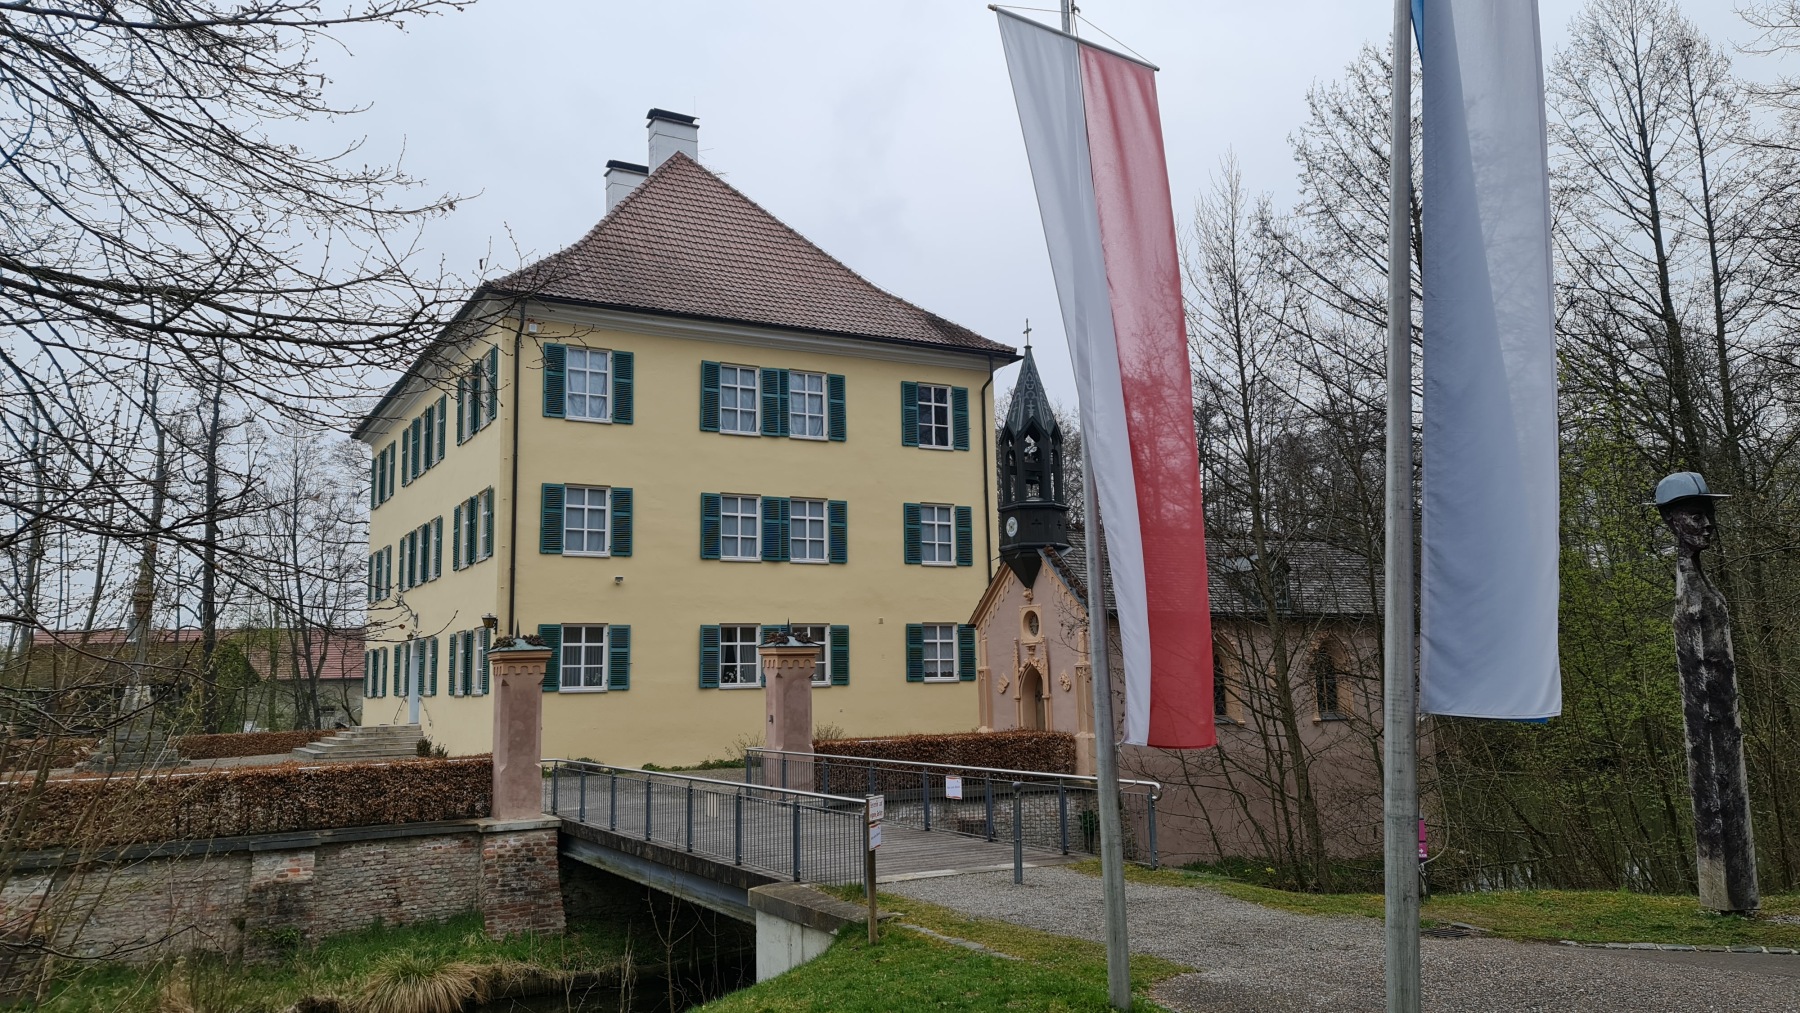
[888,867,1799,1012]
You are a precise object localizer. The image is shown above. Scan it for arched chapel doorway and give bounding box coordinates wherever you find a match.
[1019,666,1047,730]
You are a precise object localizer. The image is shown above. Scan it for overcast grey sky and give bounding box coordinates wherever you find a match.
[310,0,1765,412]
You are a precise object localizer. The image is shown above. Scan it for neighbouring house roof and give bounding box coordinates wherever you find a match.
[28,628,365,681]
[1034,528,1380,620]
[490,152,1016,357]
[356,151,1016,441]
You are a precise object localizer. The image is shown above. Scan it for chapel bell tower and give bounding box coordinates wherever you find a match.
[997,341,1070,587]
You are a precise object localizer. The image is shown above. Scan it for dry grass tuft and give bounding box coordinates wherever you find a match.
[353,953,481,1013]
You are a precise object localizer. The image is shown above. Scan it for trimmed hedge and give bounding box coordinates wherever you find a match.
[0,737,95,771]
[176,730,331,759]
[814,730,1075,774]
[0,756,492,850]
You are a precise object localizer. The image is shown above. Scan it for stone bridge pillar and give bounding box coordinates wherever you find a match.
[760,633,820,793]
[488,641,552,820]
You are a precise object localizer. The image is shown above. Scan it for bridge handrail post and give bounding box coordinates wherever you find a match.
[1012,781,1024,885]
[921,768,931,832]
[645,774,653,842]
[985,778,995,841]
[864,797,877,945]
[609,770,618,830]
[791,800,802,882]
[867,762,876,797]
[781,754,788,790]
[550,764,559,815]
[734,790,744,866]
[686,783,695,853]
[1058,783,1069,855]
[1148,794,1159,869]
[822,759,830,796]
[579,769,588,823]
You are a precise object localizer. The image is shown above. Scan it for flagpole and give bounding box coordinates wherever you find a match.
[1383,0,1420,1009]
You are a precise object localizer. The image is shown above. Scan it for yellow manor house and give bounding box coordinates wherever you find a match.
[353,110,1017,765]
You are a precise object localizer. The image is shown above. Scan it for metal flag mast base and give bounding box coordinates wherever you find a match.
[1085,479,1132,1010]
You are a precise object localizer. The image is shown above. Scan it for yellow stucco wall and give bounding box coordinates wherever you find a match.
[361,306,1003,766]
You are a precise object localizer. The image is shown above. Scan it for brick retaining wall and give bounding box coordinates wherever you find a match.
[0,818,564,963]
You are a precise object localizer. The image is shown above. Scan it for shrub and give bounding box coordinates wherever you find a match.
[814,730,1075,773]
[175,730,330,760]
[0,736,96,770]
[0,756,493,850]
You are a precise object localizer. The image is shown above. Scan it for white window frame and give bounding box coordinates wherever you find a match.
[464,366,486,435]
[563,485,612,557]
[793,624,830,687]
[720,494,761,561]
[921,623,957,682]
[788,371,826,440]
[917,383,952,449]
[719,364,760,435]
[560,624,609,692]
[566,347,612,423]
[919,504,954,566]
[720,625,761,689]
[479,488,495,560]
[789,498,827,563]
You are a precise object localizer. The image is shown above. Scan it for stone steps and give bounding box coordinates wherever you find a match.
[291,724,423,762]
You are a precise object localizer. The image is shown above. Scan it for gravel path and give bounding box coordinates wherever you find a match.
[888,867,1797,1012]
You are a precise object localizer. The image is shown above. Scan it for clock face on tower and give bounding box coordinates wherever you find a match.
[1006,517,1019,537]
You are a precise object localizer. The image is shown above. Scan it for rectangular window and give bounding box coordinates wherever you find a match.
[719,365,759,434]
[789,371,826,439]
[789,498,827,562]
[560,624,609,691]
[793,624,830,686]
[564,486,611,556]
[567,347,612,421]
[922,624,957,682]
[479,488,494,560]
[920,504,954,565]
[720,495,760,560]
[917,384,951,448]
[461,496,479,564]
[720,625,760,688]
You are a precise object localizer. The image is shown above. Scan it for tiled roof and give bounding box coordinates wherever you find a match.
[492,153,1016,357]
[30,627,365,681]
[1044,528,1379,618]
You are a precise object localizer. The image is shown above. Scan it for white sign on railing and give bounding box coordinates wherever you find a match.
[868,794,884,851]
[946,775,964,800]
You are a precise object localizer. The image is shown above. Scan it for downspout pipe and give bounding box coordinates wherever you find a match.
[507,300,526,636]
[981,354,996,582]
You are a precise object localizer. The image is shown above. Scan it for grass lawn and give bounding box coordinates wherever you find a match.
[696,892,1191,1013]
[1073,861,1800,949]
[37,914,638,1013]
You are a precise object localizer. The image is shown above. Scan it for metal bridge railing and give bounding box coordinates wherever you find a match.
[744,748,1162,868]
[544,759,872,889]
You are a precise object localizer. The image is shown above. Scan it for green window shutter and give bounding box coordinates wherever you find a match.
[700,360,721,432]
[902,503,922,565]
[478,628,491,694]
[429,637,439,696]
[827,374,847,442]
[363,651,371,696]
[412,418,424,476]
[543,343,567,418]
[538,624,562,692]
[456,377,468,444]
[459,630,472,695]
[610,487,633,557]
[955,506,974,567]
[612,350,634,424]
[699,625,721,689]
[369,456,379,509]
[700,493,722,560]
[400,431,412,486]
[432,516,443,579]
[828,500,848,564]
[608,625,631,691]
[464,495,479,564]
[830,625,850,686]
[482,489,495,559]
[452,503,463,570]
[435,395,448,460]
[485,346,500,423]
[380,648,389,697]
[761,496,789,562]
[776,369,791,436]
[760,368,784,436]
[958,625,978,681]
[446,635,460,697]
[905,625,925,682]
[900,381,919,447]
[540,483,566,554]
[952,386,970,451]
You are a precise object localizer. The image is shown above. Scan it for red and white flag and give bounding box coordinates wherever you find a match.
[997,10,1213,748]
